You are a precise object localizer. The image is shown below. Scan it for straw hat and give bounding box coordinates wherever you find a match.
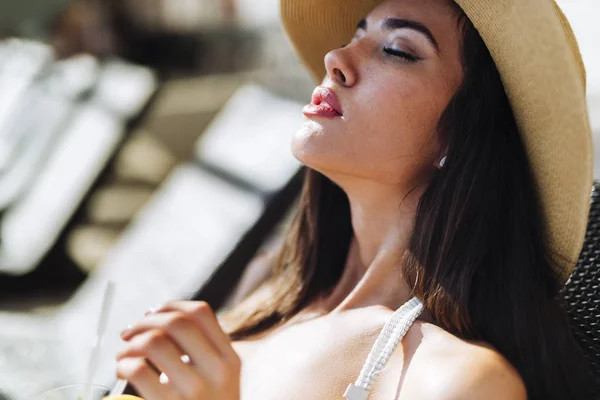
[280,0,593,283]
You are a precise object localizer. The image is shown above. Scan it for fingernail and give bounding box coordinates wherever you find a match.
[144,304,161,316]
[120,324,133,338]
[159,372,169,384]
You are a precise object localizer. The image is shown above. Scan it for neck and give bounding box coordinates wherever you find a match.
[315,177,427,313]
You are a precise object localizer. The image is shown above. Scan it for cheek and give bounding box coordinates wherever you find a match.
[357,79,443,162]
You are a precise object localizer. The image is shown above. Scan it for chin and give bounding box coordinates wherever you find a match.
[291,120,326,165]
[291,119,355,179]
[291,120,337,165]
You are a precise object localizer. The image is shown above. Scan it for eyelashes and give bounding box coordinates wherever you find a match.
[339,43,420,63]
[383,47,420,62]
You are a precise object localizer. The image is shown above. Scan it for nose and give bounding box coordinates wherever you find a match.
[324,45,358,87]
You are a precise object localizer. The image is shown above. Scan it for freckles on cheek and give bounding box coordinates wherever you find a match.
[373,75,418,114]
[401,79,449,133]
[368,94,439,156]
[373,89,421,135]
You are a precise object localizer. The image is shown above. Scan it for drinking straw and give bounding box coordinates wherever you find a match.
[107,379,128,398]
[82,281,116,400]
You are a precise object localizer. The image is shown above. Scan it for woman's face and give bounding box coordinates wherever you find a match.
[292,0,464,187]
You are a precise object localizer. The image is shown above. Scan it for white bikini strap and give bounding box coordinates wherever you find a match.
[343,297,424,400]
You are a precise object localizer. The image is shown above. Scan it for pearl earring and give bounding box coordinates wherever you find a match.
[438,156,447,168]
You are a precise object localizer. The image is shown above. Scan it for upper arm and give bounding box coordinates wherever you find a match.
[438,351,527,400]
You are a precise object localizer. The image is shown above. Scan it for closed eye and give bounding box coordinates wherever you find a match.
[339,42,421,63]
[383,47,421,62]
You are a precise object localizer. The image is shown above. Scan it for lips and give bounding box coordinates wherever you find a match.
[307,86,343,116]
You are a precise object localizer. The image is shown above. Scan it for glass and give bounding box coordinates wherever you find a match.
[33,384,110,400]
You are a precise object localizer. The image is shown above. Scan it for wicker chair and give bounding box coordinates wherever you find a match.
[562,181,600,395]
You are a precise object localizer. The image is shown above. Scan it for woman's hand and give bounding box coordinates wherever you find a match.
[116,301,241,400]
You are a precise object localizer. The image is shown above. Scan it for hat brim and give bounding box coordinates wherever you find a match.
[281,0,593,283]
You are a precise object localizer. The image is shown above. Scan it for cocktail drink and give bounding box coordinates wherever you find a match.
[33,384,143,400]
[33,384,109,400]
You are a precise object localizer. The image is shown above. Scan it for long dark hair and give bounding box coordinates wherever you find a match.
[220,8,593,399]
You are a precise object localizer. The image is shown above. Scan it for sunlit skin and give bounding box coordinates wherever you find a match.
[115,1,527,399]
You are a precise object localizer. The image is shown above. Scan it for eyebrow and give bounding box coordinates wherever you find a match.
[357,17,440,55]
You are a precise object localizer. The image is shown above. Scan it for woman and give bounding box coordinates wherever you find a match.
[114,0,595,399]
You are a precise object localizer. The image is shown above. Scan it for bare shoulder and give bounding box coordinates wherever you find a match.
[374,320,527,400]
[408,321,526,400]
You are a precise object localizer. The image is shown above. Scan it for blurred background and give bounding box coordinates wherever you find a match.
[0,0,597,398]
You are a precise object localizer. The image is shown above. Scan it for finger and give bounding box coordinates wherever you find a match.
[117,357,170,400]
[158,301,240,365]
[120,314,225,385]
[122,311,196,342]
[121,312,222,362]
[117,329,205,398]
